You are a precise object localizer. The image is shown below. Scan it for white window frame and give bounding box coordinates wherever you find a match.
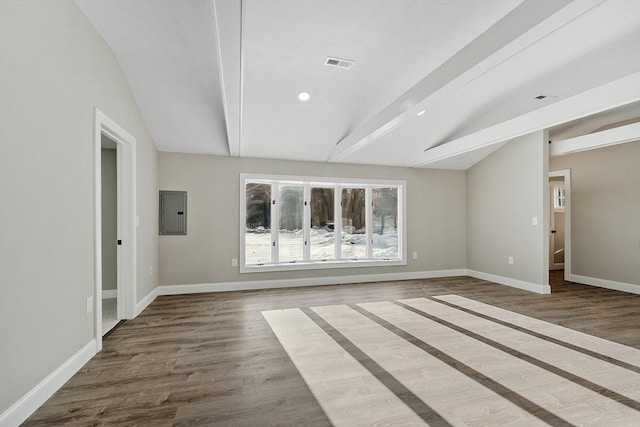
[240,173,406,273]
[553,184,566,212]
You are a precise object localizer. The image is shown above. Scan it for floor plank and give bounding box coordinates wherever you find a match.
[24,274,640,426]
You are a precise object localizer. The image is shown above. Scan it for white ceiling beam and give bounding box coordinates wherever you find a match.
[213,0,242,157]
[327,0,601,163]
[550,122,640,157]
[410,72,640,167]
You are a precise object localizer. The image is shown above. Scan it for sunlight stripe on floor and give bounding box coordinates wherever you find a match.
[262,308,427,427]
[301,307,452,426]
[361,300,640,426]
[400,297,640,404]
[311,304,552,427]
[434,294,640,369]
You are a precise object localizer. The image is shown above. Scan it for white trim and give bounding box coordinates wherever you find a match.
[328,0,598,163]
[411,72,640,168]
[94,108,137,352]
[212,0,243,157]
[365,186,373,258]
[241,173,407,187]
[135,287,159,317]
[467,269,551,295]
[542,129,550,287]
[334,184,343,260]
[550,122,640,157]
[158,269,468,295]
[241,259,407,273]
[570,274,640,295]
[271,181,280,265]
[102,289,117,299]
[0,340,96,427]
[156,267,559,296]
[303,185,311,261]
[549,169,571,281]
[400,184,407,266]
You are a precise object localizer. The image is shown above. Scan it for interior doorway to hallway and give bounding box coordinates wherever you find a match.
[101,135,121,335]
[93,108,137,351]
[548,169,571,288]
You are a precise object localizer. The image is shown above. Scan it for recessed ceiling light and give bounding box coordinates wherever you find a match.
[417,110,426,116]
[298,91,311,101]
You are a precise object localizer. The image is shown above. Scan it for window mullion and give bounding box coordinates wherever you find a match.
[398,185,404,260]
[303,184,311,261]
[334,184,342,260]
[271,182,279,264]
[366,186,373,259]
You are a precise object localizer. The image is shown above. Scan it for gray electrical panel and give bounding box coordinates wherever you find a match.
[159,191,187,235]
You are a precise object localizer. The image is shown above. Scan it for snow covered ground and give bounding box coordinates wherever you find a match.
[245,227,398,264]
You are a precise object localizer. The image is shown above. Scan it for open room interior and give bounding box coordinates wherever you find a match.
[1,1,639,426]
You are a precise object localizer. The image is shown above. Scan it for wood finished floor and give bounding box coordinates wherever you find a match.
[24,274,640,426]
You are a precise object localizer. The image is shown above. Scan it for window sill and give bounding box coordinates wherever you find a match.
[240,258,406,273]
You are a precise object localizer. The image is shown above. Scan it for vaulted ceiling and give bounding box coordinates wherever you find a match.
[76,0,640,169]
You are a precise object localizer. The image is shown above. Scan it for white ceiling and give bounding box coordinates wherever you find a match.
[76,0,229,155]
[76,0,640,169]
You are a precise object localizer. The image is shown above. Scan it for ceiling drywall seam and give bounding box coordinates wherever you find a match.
[213,0,242,157]
[326,0,601,164]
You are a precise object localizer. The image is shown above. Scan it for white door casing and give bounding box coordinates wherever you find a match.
[94,108,137,351]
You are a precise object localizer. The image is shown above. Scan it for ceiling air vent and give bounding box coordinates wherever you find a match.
[324,56,354,69]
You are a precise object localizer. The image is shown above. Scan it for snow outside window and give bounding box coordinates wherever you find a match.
[240,174,406,273]
[310,187,335,261]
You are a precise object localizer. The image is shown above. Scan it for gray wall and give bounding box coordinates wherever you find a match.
[467,131,548,288]
[550,141,640,286]
[0,1,158,414]
[158,153,467,286]
[101,148,117,291]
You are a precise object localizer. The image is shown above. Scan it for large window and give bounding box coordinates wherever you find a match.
[241,174,406,272]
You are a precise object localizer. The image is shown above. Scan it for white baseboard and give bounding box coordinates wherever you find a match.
[135,286,159,316]
[467,269,551,294]
[102,289,117,299]
[0,286,160,426]
[158,269,468,295]
[570,274,639,295]
[0,340,96,427]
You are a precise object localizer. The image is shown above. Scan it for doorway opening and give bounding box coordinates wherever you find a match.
[101,135,120,335]
[94,108,137,351]
[549,169,571,289]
